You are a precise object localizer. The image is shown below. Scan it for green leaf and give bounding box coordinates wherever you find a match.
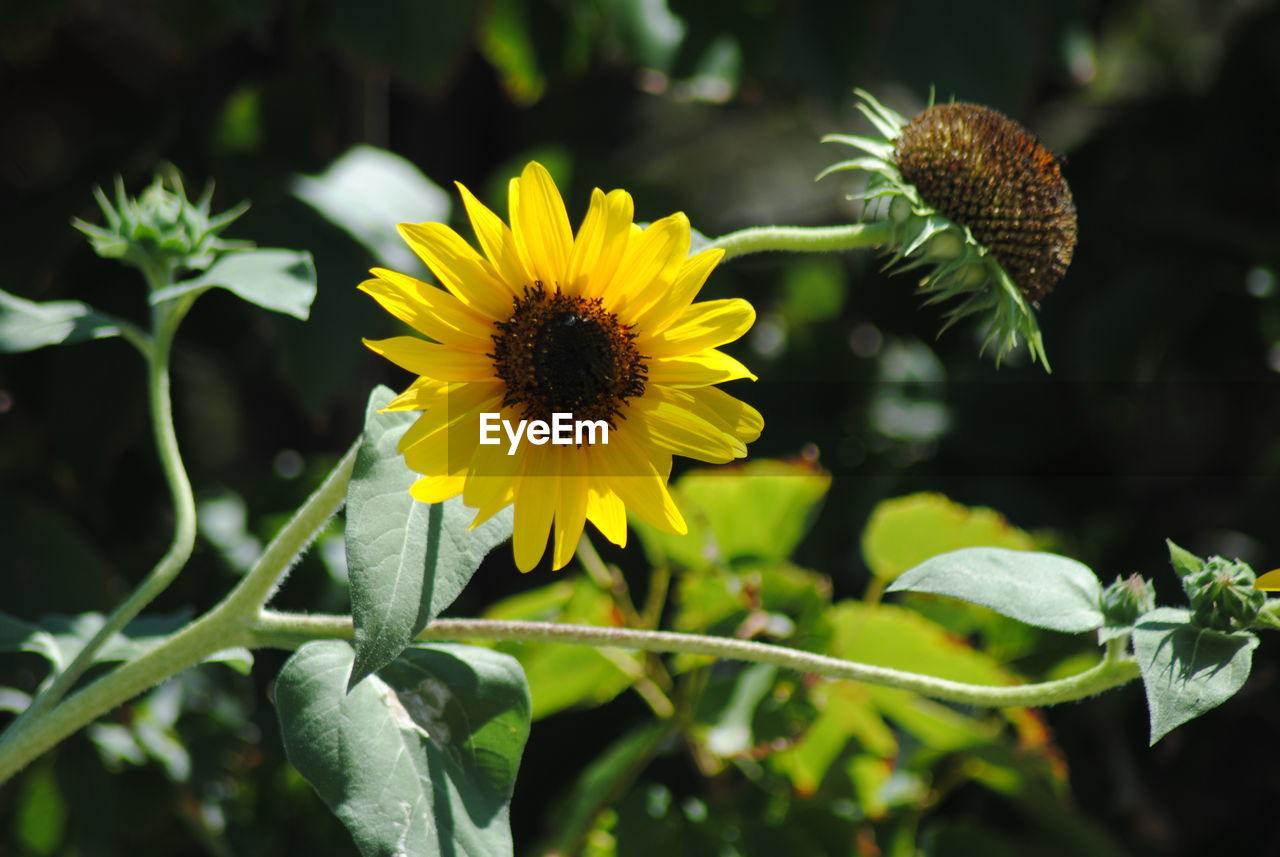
[862,493,1037,581]
[346,386,513,688]
[14,764,67,856]
[294,145,451,271]
[484,577,638,719]
[1132,606,1259,744]
[636,459,830,567]
[24,612,253,675]
[704,663,777,757]
[151,248,317,320]
[887,547,1104,634]
[543,723,670,856]
[0,290,122,353]
[275,640,530,857]
[0,611,61,667]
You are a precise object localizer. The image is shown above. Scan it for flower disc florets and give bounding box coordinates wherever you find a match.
[821,90,1079,369]
[896,104,1077,303]
[491,282,647,426]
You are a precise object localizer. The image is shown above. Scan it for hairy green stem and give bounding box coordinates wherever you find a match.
[249,612,1140,708]
[0,441,358,784]
[704,221,895,261]
[11,294,196,732]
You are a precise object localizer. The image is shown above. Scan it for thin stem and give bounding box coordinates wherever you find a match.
[249,612,1141,709]
[577,533,642,627]
[704,221,895,262]
[12,293,196,729]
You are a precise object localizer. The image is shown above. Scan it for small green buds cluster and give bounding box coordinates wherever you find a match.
[73,169,249,281]
[1100,573,1157,628]
[1167,540,1266,632]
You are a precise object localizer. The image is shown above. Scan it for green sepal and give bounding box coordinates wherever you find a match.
[1166,539,1205,578]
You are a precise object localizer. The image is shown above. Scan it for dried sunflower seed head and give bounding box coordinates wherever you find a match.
[821,90,1079,370]
[895,103,1077,303]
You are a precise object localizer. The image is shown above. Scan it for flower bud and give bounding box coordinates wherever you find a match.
[1181,557,1266,632]
[73,169,249,279]
[1101,573,1157,628]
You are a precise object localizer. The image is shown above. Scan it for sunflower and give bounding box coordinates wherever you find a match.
[360,162,761,572]
[821,90,1078,368]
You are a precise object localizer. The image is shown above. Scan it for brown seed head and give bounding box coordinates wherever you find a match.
[894,103,1077,302]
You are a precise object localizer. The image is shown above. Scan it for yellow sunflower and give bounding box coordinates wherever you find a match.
[360,162,762,572]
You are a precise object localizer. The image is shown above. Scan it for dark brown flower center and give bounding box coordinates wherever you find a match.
[490,282,647,426]
[894,103,1078,302]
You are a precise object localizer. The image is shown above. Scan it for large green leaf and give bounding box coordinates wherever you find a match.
[294,145,450,272]
[150,248,317,320]
[1132,607,1259,744]
[861,493,1037,581]
[887,547,1104,634]
[0,290,122,353]
[275,641,530,857]
[484,577,637,719]
[346,386,513,688]
[636,459,830,567]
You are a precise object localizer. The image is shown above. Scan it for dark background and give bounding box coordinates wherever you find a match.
[3,0,1280,854]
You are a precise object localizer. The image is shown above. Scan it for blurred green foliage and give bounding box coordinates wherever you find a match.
[3,0,1280,854]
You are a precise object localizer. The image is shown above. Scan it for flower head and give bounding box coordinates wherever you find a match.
[73,169,250,276]
[361,162,761,571]
[821,90,1078,368]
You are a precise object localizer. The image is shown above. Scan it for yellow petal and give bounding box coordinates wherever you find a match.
[512,445,558,572]
[456,182,531,292]
[509,162,574,289]
[569,188,635,299]
[631,247,724,334]
[603,213,690,312]
[363,336,497,382]
[397,222,517,320]
[1255,569,1280,591]
[360,269,493,349]
[683,386,763,445]
[641,298,756,357]
[409,474,466,504]
[646,349,757,387]
[586,478,628,548]
[597,431,687,536]
[463,409,525,515]
[398,383,500,458]
[551,447,589,570]
[383,376,447,411]
[404,393,499,480]
[627,386,747,463]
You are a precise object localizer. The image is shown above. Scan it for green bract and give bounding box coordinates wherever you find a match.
[73,170,250,277]
[820,90,1053,368]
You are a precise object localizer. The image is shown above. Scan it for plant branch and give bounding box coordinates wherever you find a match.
[13,295,196,728]
[704,221,895,261]
[248,612,1141,708]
